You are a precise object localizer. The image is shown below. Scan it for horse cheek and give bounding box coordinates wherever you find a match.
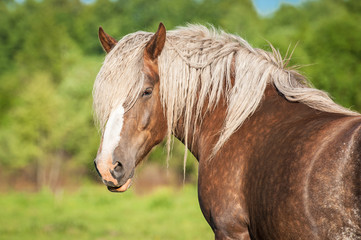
[140,109,151,130]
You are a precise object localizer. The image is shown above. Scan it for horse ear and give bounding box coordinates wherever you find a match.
[98,27,117,53]
[145,23,166,61]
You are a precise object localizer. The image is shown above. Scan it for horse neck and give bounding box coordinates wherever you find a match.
[172,88,228,161]
[172,83,322,162]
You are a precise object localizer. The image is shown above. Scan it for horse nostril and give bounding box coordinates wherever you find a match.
[111,161,125,180]
[114,161,123,172]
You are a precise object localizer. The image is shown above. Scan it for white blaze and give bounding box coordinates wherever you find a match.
[100,104,125,157]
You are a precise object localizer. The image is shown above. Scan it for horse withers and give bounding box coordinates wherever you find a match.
[93,23,361,239]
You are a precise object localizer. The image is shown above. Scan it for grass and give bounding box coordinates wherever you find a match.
[0,184,213,240]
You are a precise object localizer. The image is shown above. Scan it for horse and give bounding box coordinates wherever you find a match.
[93,23,361,239]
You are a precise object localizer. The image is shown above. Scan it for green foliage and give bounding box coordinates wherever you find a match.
[0,0,360,189]
[0,72,59,168]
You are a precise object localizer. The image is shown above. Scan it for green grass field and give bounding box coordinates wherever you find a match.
[0,185,213,240]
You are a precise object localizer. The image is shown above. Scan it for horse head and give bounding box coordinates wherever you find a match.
[94,23,167,192]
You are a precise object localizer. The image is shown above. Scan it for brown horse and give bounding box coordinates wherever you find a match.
[93,23,361,239]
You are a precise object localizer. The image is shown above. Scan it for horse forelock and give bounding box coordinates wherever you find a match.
[93,24,359,157]
[93,31,153,131]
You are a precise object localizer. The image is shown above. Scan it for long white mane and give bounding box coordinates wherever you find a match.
[93,24,358,159]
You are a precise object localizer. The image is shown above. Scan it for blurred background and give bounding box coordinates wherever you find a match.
[0,0,360,239]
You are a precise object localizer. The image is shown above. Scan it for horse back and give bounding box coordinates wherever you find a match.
[304,116,361,239]
[245,111,361,239]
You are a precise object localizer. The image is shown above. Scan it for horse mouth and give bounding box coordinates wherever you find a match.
[107,178,132,193]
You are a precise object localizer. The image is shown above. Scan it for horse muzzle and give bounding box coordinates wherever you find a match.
[94,156,135,193]
[107,178,132,192]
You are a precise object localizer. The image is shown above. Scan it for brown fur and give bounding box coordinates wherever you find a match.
[192,85,361,239]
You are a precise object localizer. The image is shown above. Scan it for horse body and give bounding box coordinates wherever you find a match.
[93,23,361,239]
[183,84,361,239]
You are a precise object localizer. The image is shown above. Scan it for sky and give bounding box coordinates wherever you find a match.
[252,0,303,15]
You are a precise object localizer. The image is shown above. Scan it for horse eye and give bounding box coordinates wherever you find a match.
[142,87,153,97]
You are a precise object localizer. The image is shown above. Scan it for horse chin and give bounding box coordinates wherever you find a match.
[107,178,132,193]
